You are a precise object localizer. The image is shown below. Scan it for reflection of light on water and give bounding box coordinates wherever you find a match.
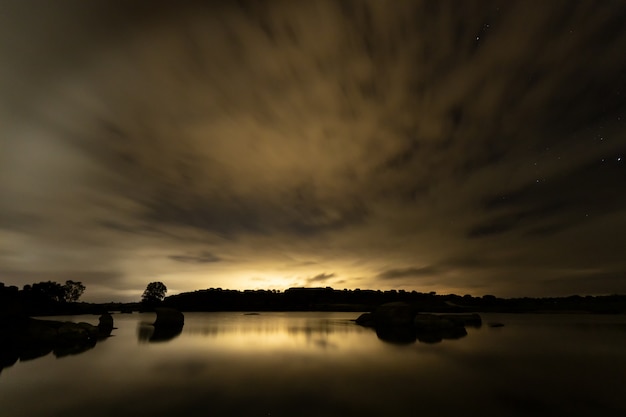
[3,313,626,417]
[177,313,375,355]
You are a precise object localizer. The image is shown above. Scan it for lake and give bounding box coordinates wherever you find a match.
[1,312,625,417]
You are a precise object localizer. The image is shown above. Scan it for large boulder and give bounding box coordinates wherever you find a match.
[98,313,114,337]
[439,313,482,328]
[358,302,417,327]
[355,312,375,327]
[355,305,480,345]
[137,309,184,343]
[154,308,184,328]
[374,302,416,326]
[57,322,98,342]
[413,314,456,330]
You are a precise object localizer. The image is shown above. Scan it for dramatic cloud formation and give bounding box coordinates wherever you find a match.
[1,1,625,301]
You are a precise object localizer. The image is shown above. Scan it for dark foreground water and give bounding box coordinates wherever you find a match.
[1,312,625,417]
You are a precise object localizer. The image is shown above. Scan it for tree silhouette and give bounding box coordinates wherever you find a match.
[30,281,65,302]
[63,280,86,302]
[142,282,167,305]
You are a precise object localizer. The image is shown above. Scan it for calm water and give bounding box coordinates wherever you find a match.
[1,312,626,417]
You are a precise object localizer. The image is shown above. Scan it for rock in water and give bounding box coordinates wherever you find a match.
[355,312,375,327]
[413,314,456,330]
[98,313,114,337]
[154,308,184,328]
[355,304,481,345]
[439,313,482,328]
[355,303,416,327]
[57,322,98,343]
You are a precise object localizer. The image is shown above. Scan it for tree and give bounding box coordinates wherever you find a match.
[30,281,65,303]
[142,282,167,305]
[63,280,86,302]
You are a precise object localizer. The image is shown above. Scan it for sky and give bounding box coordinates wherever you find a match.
[1,1,626,302]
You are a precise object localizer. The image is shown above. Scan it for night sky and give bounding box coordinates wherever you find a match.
[2,1,626,302]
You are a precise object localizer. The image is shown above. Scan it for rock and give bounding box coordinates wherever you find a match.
[371,302,417,327]
[0,346,19,372]
[98,313,114,337]
[57,322,98,344]
[138,314,183,343]
[413,314,456,330]
[25,318,59,343]
[355,305,479,345]
[154,308,184,328]
[375,326,417,345]
[1,315,109,371]
[355,312,375,327]
[439,313,482,328]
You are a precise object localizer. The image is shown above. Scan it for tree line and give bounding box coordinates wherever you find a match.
[0,280,168,315]
[1,280,85,303]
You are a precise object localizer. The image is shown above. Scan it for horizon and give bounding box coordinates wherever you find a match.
[2,1,626,303]
[4,279,624,305]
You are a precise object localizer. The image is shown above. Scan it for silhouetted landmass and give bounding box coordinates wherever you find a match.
[2,282,626,316]
[0,281,116,316]
[161,287,626,315]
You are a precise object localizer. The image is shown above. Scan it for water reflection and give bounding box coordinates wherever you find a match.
[2,313,626,417]
[137,322,183,343]
[171,313,370,355]
[373,325,469,345]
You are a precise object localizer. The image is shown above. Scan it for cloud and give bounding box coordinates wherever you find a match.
[305,273,336,285]
[377,266,441,280]
[469,147,626,238]
[168,251,221,264]
[1,1,626,299]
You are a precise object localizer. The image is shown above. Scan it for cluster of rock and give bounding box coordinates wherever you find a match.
[356,302,482,344]
[0,313,114,373]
